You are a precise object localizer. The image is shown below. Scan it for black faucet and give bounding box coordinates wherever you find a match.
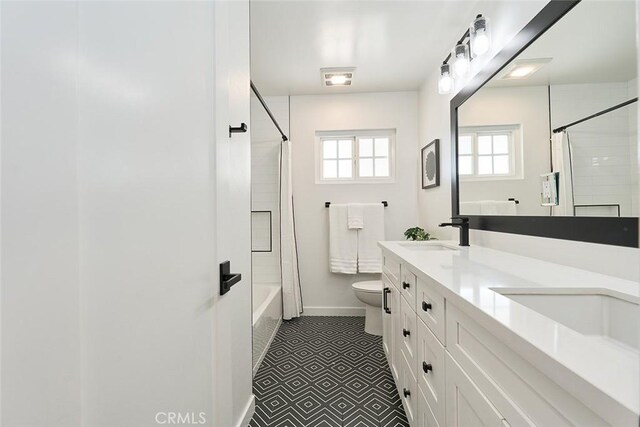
[439,217,470,247]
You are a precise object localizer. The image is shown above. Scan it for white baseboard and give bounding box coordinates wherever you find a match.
[303,306,365,316]
[252,318,282,377]
[237,394,255,427]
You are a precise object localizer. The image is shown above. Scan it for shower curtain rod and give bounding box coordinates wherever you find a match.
[250,81,289,142]
[552,97,638,134]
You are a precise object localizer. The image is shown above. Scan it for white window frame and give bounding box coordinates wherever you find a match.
[315,129,396,184]
[458,124,523,181]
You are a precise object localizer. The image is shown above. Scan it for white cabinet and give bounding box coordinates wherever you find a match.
[380,248,617,427]
[401,267,418,307]
[417,386,441,427]
[445,353,505,427]
[400,352,418,426]
[400,295,418,379]
[383,272,402,382]
[417,318,445,426]
[416,275,446,345]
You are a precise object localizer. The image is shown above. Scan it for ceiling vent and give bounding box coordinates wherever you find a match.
[499,58,552,80]
[321,67,355,87]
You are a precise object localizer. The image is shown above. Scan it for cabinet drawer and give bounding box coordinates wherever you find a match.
[445,353,504,427]
[400,352,418,427]
[417,386,440,427]
[383,254,401,288]
[401,267,417,307]
[400,295,418,379]
[417,275,446,344]
[417,318,445,426]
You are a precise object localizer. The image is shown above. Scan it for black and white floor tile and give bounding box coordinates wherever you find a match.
[249,316,409,427]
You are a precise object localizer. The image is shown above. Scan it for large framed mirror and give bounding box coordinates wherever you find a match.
[451,0,639,247]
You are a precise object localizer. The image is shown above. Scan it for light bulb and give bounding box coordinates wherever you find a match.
[471,15,491,57]
[453,44,469,77]
[438,64,453,95]
[330,75,347,85]
[473,29,489,55]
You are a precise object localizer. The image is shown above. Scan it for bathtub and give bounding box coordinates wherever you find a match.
[252,284,282,375]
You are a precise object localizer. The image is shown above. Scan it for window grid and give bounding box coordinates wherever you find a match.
[459,130,514,178]
[319,133,394,182]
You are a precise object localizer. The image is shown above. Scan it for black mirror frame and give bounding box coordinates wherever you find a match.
[450,0,638,248]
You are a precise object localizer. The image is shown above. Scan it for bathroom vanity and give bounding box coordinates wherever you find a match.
[379,240,639,427]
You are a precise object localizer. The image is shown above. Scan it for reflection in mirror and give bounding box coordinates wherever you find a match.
[457,0,637,217]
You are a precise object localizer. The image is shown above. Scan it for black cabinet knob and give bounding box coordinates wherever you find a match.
[402,281,410,289]
[402,328,410,337]
[422,301,432,311]
[423,362,433,373]
[403,388,411,398]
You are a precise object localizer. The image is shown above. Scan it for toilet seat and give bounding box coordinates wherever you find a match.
[351,280,382,294]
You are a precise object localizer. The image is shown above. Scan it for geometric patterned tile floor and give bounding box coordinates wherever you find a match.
[249,316,409,427]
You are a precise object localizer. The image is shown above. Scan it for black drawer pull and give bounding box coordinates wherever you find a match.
[403,388,411,398]
[402,281,410,289]
[383,288,391,314]
[423,362,433,373]
[402,328,410,337]
[422,301,432,311]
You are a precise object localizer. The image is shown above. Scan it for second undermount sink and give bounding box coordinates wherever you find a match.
[397,241,458,251]
[493,288,639,351]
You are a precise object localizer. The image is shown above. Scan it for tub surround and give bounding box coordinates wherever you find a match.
[379,240,638,426]
[252,285,282,375]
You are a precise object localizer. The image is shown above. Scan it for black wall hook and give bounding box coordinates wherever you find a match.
[229,123,248,137]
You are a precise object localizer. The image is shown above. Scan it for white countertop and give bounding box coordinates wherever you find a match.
[378,240,639,418]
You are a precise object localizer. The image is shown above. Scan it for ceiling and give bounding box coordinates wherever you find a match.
[250,1,481,95]
[487,0,637,88]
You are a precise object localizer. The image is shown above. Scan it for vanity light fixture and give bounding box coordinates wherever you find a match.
[438,63,454,94]
[437,14,492,95]
[321,67,355,87]
[470,15,491,57]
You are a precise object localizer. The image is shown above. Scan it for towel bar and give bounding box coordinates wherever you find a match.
[325,201,388,208]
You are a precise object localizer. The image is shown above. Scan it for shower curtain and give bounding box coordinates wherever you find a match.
[551,131,574,216]
[280,140,303,319]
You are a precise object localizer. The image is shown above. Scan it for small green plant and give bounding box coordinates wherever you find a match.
[404,227,434,241]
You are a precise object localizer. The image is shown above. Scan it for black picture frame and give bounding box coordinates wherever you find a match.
[421,139,440,189]
[450,0,638,248]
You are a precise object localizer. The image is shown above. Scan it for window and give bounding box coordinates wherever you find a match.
[317,130,395,183]
[458,125,521,180]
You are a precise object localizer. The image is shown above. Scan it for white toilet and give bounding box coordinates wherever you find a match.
[351,280,383,336]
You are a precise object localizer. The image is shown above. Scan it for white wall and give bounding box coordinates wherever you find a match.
[417,0,640,282]
[1,2,253,426]
[458,85,550,216]
[290,92,419,314]
[251,96,289,286]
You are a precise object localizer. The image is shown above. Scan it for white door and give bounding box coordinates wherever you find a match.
[213,1,253,426]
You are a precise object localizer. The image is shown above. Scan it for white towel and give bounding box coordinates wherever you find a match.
[479,200,517,215]
[347,203,364,229]
[357,204,385,273]
[460,201,482,215]
[329,204,358,274]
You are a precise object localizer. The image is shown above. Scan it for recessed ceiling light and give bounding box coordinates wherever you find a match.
[500,58,552,80]
[321,67,355,87]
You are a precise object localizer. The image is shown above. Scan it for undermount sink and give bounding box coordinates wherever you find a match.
[493,288,639,351]
[397,241,458,251]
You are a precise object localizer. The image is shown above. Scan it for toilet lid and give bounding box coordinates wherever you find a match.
[352,280,382,293]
